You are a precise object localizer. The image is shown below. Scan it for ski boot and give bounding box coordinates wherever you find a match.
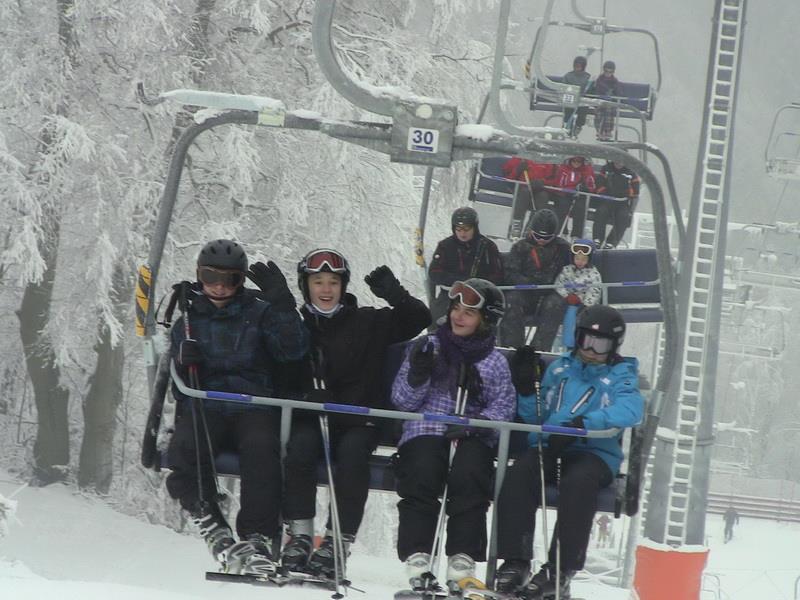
[519,563,574,600]
[280,518,314,573]
[188,502,236,564]
[446,553,476,584]
[227,533,277,576]
[306,532,355,579]
[494,558,531,593]
[405,551,440,590]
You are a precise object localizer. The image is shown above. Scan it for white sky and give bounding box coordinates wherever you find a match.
[2,472,798,600]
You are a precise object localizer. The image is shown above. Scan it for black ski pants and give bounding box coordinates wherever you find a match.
[592,199,633,247]
[498,290,546,348]
[166,402,282,538]
[530,292,567,353]
[395,435,495,562]
[496,448,613,571]
[282,414,380,537]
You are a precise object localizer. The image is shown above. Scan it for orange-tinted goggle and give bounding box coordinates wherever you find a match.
[448,281,485,309]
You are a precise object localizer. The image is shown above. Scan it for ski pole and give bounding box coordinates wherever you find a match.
[555,456,563,600]
[178,283,223,512]
[533,361,550,575]
[311,348,346,599]
[429,362,469,581]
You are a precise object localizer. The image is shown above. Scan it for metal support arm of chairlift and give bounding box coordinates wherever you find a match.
[486,0,684,245]
[566,0,662,92]
[138,0,680,517]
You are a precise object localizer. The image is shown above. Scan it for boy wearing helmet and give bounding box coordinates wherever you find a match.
[428,207,504,325]
[494,305,644,599]
[593,160,641,248]
[392,279,515,587]
[166,240,309,574]
[587,60,622,141]
[499,208,571,348]
[280,249,430,578]
[563,56,591,137]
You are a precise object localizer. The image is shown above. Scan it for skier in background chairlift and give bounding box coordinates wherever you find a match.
[562,56,592,138]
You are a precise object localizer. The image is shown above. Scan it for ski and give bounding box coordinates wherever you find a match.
[453,577,585,600]
[205,569,352,591]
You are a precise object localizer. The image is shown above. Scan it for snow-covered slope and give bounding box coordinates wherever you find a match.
[2,473,798,599]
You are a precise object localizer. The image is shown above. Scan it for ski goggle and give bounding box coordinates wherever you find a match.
[301,249,348,274]
[571,242,594,256]
[197,266,245,288]
[448,281,485,309]
[530,230,555,242]
[577,330,615,354]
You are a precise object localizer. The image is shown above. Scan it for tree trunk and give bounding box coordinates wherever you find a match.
[78,265,131,493]
[16,216,69,484]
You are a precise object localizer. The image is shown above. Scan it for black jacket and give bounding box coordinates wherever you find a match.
[299,291,431,425]
[504,236,571,286]
[428,234,504,288]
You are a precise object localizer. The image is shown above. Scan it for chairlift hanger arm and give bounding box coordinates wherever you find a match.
[765,102,800,163]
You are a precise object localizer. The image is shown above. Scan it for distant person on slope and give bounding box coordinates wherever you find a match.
[723,505,739,543]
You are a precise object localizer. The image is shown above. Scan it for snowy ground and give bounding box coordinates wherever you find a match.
[0,473,798,600]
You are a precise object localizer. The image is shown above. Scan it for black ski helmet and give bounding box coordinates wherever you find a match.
[451,206,480,234]
[573,55,587,69]
[197,239,248,272]
[603,60,616,72]
[296,248,351,303]
[527,208,559,239]
[576,304,626,355]
[449,278,505,333]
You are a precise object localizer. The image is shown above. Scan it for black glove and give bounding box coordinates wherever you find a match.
[247,261,296,311]
[407,337,435,388]
[178,339,204,367]
[547,416,586,456]
[365,265,407,306]
[531,178,546,193]
[305,389,335,404]
[445,425,472,441]
[510,346,543,396]
[171,280,194,313]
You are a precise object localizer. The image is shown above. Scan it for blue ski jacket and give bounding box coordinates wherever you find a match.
[518,352,644,474]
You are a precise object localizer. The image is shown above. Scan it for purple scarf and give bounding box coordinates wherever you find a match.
[434,324,495,409]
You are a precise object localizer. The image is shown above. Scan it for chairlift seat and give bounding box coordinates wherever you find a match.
[530,75,655,120]
[159,343,637,515]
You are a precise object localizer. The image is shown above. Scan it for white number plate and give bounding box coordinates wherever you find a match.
[407,128,440,153]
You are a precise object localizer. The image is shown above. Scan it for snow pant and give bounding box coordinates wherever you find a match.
[396,435,495,562]
[530,292,568,352]
[592,198,633,247]
[498,290,547,348]
[561,304,581,349]
[595,108,616,140]
[282,414,380,536]
[563,107,587,135]
[552,192,587,238]
[724,522,734,542]
[166,402,282,538]
[496,448,613,571]
[512,188,552,231]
